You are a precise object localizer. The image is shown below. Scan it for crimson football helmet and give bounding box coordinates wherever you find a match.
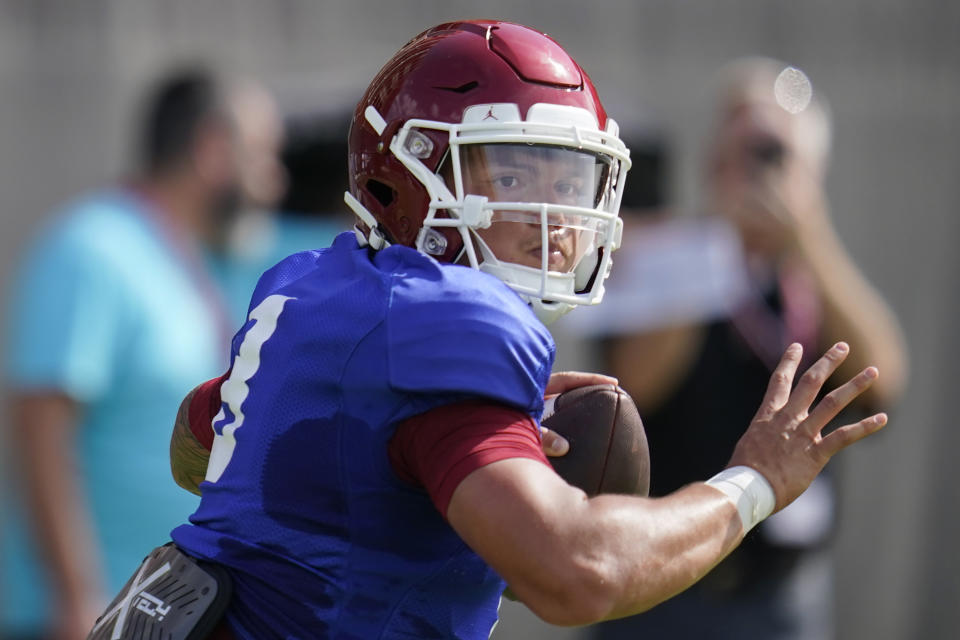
[346,20,631,324]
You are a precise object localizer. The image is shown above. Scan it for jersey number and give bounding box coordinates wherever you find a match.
[205,294,293,483]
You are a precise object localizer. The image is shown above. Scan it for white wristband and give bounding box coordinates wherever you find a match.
[704,466,776,534]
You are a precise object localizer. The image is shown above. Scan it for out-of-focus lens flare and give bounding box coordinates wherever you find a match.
[774,66,813,114]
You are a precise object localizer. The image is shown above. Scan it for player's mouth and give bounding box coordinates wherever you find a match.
[528,241,573,271]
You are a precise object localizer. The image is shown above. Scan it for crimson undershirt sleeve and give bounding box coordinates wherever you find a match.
[388,400,552,518]
[187,373,229,451]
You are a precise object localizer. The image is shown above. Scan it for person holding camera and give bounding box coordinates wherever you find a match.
[588,57,908,639]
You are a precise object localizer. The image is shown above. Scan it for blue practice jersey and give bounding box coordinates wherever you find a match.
[172,232,555,639]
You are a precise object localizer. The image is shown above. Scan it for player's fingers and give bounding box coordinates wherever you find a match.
[540,427,569,457]
[817,413,888,459]
[755,343,803,420]
[545,371,619,396]
[783,342,850,416]
[802,367,879,436]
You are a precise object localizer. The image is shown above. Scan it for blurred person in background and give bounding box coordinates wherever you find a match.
[0,66,289,640]
[586,58,908,640]
[209,109,351,327]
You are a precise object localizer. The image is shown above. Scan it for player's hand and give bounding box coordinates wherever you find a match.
[545,371,618,396]
[540,426,569,457]
[541,371,619,457]
[728,342,888,512]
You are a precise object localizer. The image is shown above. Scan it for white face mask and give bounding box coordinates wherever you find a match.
[345,102,630,324]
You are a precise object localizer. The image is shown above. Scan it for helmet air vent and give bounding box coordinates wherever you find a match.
[365,179,395,208]
[436,81,479,94]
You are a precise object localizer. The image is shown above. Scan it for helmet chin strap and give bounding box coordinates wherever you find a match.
[344,191,390,250]
[528,298,576,325]
[471,229,601,325]
[479,259,579,325]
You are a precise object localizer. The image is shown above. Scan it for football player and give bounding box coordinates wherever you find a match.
[93,20,886,640]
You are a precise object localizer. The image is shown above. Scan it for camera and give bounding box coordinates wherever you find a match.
[747,138,786,169]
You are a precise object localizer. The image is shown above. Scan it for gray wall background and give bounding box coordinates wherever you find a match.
[0,1,956,638]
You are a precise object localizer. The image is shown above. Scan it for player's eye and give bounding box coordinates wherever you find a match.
[493,175,520,190]
[554,180,584,201]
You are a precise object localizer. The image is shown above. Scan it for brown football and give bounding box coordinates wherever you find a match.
[543,384,650,497]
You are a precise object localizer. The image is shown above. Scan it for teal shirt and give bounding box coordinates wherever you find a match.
[207,213,344,326]
[1,189,224,632]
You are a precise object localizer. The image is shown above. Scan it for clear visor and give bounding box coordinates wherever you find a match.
[447,143,613,274]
